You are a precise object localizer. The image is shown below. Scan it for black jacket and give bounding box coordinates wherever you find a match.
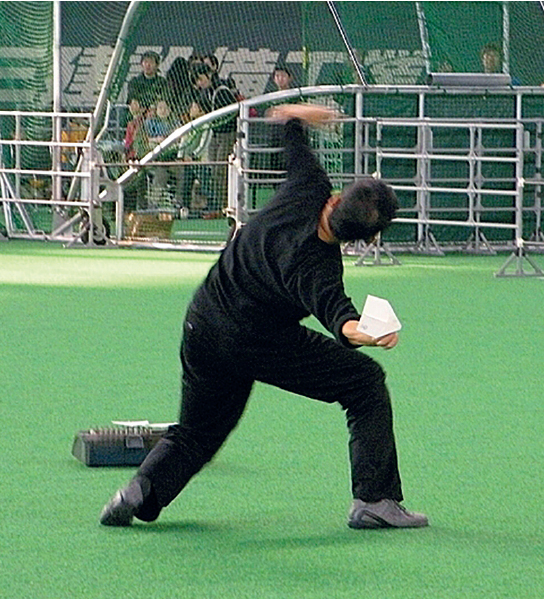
[190,118,360,347]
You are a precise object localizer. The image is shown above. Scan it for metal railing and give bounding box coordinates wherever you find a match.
[232,85,544,255]
[1,85,544,265]
[0,110,103,243]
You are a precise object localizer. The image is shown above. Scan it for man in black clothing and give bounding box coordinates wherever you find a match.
[127,51,168,112]
[100,103,428,530]
[191,63,238,215]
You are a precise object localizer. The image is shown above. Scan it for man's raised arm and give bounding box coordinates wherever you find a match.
[267,103,339,126]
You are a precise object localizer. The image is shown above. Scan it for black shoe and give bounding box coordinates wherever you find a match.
[348,499,429,529]
[100,476,161,526]
[100,477,147,526]
[100,489,137,526]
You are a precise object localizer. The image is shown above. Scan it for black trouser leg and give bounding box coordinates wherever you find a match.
[137,382,252,508]
[138,320,403,510]
[346,381,403,502]
[138,320,254,508]
[245,325,403,503]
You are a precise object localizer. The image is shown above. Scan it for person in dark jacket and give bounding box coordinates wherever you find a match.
[100,103,428,530]
[191,63,238,216]
[126,51,168,111]
[165,57,197,122]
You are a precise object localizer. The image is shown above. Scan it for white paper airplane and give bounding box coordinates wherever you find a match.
[357,295,402,339]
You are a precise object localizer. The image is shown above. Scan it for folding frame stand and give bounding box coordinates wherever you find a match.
[495,243,544,278]
[352,235,401,267]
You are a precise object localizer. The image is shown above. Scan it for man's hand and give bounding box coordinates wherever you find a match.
[341,319,399,350]
[267,103,340,126]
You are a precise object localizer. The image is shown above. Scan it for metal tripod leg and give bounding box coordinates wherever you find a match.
[463,229,497,255]
[412,226,444,256]
[51,210,84,239]
[354,236,401,267]
[495,246,544,278]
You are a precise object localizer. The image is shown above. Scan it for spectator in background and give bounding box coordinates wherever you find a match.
[127,51,168,111]
[203,53,238,94]
[169,56,218,219]
[191,63,238,218]
[203,53,257,117]
[123,99,149,210]
[480,43,503,74]
[188,53,206,73]
[479,43,520,84]
[123,52,168,211]
[272,65,294,92]
[144,99,184,208]
[166,57,196,123]
[124,99,147,161]
[144,100,179,146]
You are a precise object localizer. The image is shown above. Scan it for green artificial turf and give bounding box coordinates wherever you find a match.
[1,241,543,599]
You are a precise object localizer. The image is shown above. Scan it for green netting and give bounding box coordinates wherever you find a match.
[424,1,544,85]
[1,2,541,111]
[1,1,543,119]
[1,1,544,246]
[303,1,427,86]
[0,1,52,110]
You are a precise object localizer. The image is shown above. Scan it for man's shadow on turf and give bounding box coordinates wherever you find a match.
[123,520,538,558]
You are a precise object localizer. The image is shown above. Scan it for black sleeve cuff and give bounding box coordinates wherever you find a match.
[334,313,362,349]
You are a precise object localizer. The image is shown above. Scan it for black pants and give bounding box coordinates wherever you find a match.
[138,312,403,508]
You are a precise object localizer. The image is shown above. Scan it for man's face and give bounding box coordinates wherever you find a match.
[156,100,170,119]
[482,51,501,73]
[274,70,292,91]
[141,57,159,78]
[195,74,211,89]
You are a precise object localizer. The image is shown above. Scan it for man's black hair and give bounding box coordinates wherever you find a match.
[205,54,219,70]
[329,178,398,243]
[188,53,205,64]
[191,63,212,77]
[274,65,292,77]
[141,51,161,65]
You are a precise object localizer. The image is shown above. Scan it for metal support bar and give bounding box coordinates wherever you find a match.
[3,84,544,260]
[326,1,368,85]
[52,0,62,204]
[495,245,544,277]
[352,235,401,267]
[66,0,141,202]
[463,230,497,255]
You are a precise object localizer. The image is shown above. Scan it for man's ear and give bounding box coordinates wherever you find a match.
[366,206,380,225]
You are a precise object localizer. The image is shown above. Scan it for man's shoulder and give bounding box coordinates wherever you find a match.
[129,74,167,85]
[213,83,237,100]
